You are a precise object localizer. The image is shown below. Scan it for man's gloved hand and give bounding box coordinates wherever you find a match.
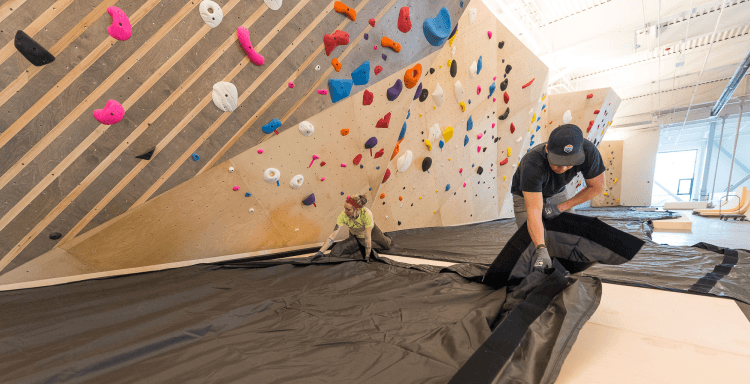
[542,203,562,220]
[533,245,552,272]
[311,251,325,261]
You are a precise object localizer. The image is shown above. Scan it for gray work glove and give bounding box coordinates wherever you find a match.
[542,203,562,220]
[311,251,325,261]
[533,246,552,272]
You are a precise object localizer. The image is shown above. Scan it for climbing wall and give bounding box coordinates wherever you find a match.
[592,140,623,206]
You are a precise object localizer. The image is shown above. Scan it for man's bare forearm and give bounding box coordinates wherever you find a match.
[559,186,601,212]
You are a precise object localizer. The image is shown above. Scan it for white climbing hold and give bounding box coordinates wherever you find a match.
[469,61,477,78]
[249,208,255,213]
[264,0,282,11]
[212,81,238,112]
[433,83,444,106]
[295,228,299,231]
[263,168,280,183]
[290,174,304,189]
[315,65,321,71]
[397,150,413,172]
[516,136,523,143]
[385,216,389,219]
[228,166,234,172]
[451,46,456,56]
[298,121,314,136]
[469,8,476,24]
[199,1,223,28]
[563,110,572,124]
[429,124,441,143]
[454,80,464,102]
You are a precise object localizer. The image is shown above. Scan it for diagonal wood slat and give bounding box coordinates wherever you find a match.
[0,0,74,67]
[0,0,26,25]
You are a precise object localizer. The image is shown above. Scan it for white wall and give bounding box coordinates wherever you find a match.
[606,127,661,206]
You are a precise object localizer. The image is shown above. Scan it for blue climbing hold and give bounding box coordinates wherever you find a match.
[537,116,541,122]
[423,7,451,46]
[369,187,372,191]
[387,79,403,101]
[464,135,469,146]
[488,82,496,98]
[460,1,463,7]
[191,153,200,161]
[439,140,444,149]
[376,166,380,170]
[467,116,473,131]
[477,56,482,75]
[406,109,411,119]
[245,192,252,197]
[261,118,282,134]
[351,61,370,86]
[446,184,451,191]
[468,99,471,104]
[542,104,546,110]
[328,78,353,103]
[536,125,541,131]
[398,122,407,141]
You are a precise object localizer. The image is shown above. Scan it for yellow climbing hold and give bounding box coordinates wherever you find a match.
[420,196,422,200]
[614,178,618,183]
[433,106,436,110]
[603,192,609,196]
[448,30,458,46]
[425,139,432,151]
[460,101,466,112]
[542,93,546,101]
[503,175,507,181]
[442,126,454,142]
[531,113,536,123]
[507,147,512,156]
[447,59,452,67]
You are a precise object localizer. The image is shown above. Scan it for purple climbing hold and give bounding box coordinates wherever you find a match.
[387,79,403,101]
[364,33,369,40]
[382,53,387,61]
[413,82,423,100]
[302,193,316,207]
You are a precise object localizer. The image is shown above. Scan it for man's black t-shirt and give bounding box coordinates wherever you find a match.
[511,141,605,198]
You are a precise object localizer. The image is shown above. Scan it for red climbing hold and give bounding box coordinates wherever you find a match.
[510,122,515,133]
[363,89,374,105]
[376,112,391,128]
[324,30,350,56]
[382,168,391,183]
[499,158,508,165]
[374,148,385,159]
[503,91,510,104]
[522,78,535,89]
[374,65,383,75]
[398,7,411,33]
[587,120,594,132]
[369,18,376,27]
[586,93,593,99]
[353,154,363,165]
[320,161,326,166]
[593,109,600,114]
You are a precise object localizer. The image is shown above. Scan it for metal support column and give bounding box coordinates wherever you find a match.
[725,103,743,200]
[699,120,717,201]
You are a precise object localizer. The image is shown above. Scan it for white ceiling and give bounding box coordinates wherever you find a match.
[485,0,750,131]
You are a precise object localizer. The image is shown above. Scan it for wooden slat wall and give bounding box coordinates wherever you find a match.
[0,0,465,274]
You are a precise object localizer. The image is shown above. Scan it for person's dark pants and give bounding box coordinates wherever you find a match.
[330,224,392,258]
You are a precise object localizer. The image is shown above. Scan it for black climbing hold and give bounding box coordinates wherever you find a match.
[505,64,512,74]
[14,30,55,66]
[450,60,457,78]
[494,137,499,143]
[500,78,508,91]
[429,67,435,74]
[498,107,509,120]
[136,147,155,160]
[398,221,401,225]
[448,24,458,40]
[422,157,432,172]
[477,166,483,175]
[419,88,429,102]
[498,41,505,49]
[49,232,62,240]
[482,147,487,152]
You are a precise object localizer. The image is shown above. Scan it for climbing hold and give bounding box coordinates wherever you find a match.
[419,88,429,102]
[380,193,386,199]
[136,147,155,160]
[315,65,321,71]
[399,196,403,201]
[443,126,454,142]
[464,135,469,146]
[586,93,593,99]
[331,58,342,72]
[397,150,413,172]
[404,63,422,89]
[353,154,363,165]
[477,166,483,175]
[320,161,326,166]
[460,102,466,112]
[439,140,444,150]
[448,24,458,46]
[382,168,391,183]
[413,83,423,101]
[245,192,252,197]
[374,148,385,159]
[351,61,370,85]
[469,8,477,23]
[265,0,282,10]
[499,158,508,165]
[499,107,509,120]
[500,78,508,91]
[257,149,264,154]
[425,139,432,151]
[334,1,356,20]
[262,118,282,134]
[340,128,349,136]
[430,68,435,74]
[507,147,512,156]
[492,123,496,129]
[324,30,350,56]
[382,53,387,61]
[264,168,280,183]
[469,61,478,78]
[13,30,55,66]
[594,109,600,114]
[391,143,400,160]
[477,146,481,153]
[454,80,464,101]
[433,83,444,106]
[364,33,369,40]
[459,168,463,174]
[522,78,535,89]
[505,64,512,74]
[290,175,304,189]
[93,99,125,125]
[299,121,314,136]
[516,136,523,143]
[362,89,374,105]
[445,184,451,192]
[477,133,483,139]
[466,116,474,131]
[328,78,353,103]
[387,79,403,101]
[199,1,223,28]
[369,18,376,27]
[374,65,383,75]
[510,122,515,133]
[563,110,572,124]
[503,91,510,104]
[423,7,451,46]
[381,36,401,53]
[477,56,482,75]
[288,82,295,88]
[422,157,432,171]
[477,86,481,95]
[376,112,391,128]
[398,122,407,141]
[450,60,457,78]
[308,154,320,168]
[487,31,492,39]
[365,136,378,154]
[341,163,347,168]
[498,41,505,49]
[302,193,316,207]
[398,7,412,33]
[237,26,265,66]
[107,6,132,41]
[587,120,594,132]
[212,82,238,112]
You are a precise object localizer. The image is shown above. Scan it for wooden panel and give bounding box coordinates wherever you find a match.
[592,140,623,206]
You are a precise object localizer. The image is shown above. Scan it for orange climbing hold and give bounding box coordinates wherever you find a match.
[404,63,422,89]
[334,1,356,21]
[399,196,403,201]
[380,193,385,199]
[391,142,400,160]
[340,128,350,136]
[331,57,342,72]
[381,36,401,52]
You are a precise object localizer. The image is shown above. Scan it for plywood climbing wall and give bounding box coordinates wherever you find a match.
[591,140,624,206]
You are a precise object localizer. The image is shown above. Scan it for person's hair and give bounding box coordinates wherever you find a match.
[346,195,367,208]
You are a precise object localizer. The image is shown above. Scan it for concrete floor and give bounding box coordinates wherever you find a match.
[651,210,750,250]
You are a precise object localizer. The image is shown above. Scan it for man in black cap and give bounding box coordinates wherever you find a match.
[510,124,606,271]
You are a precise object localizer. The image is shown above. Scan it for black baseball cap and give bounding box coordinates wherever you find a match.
[547,124,585,166]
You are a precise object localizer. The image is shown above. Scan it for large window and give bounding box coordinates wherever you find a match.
[651,150,698,206]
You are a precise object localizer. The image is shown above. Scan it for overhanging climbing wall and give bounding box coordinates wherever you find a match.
[592,140,623,206]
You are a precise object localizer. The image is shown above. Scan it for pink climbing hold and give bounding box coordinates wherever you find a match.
[493,98,496,102]
[288,82,295,88]
[477,85,481,95]
[341,163,347,167]
[321,177,326,181]
[487,31,492,39]
[373,45,378,50]
[308,154,320,168]
[477,133,483,139]
[463,183,467,187]
[237,26,265,66]
[398,7,412,33]
[93,99,124,125]
[107,7,132,41]
[369,18,376,27]
[317,89,328,95]
[493,76,497,81]
[459,168,463,174]
[477,146,481,153]
[324,30,350,56]
[233,186,240,191]
[257,149,264,154]
[492,123,496,128]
